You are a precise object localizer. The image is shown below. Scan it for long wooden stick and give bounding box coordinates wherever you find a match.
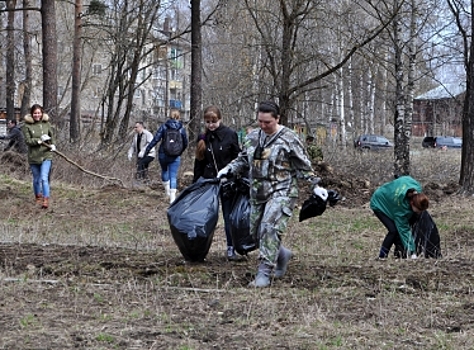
[44,144,124,187]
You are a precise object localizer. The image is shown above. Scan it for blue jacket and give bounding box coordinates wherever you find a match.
[145,119,188,156]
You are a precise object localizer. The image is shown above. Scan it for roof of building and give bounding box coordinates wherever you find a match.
[415,82,466,100]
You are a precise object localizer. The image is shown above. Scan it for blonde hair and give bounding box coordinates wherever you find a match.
[195,106,222,161]
[170,109,180,120]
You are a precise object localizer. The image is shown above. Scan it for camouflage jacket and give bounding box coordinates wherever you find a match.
[227,126,316,203]
[307,144,323,162]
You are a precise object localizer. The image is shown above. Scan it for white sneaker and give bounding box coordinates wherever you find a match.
[410,254,418,260]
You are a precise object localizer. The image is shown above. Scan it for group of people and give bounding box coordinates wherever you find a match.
[127,109,189,203]
[10,101,433,288]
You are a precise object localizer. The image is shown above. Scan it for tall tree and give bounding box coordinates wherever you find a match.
[70,0,82,142]
[447,0,474,193]
[6,0,16,121]
[20,0,32,118]
[243,0,396,126]
[41,0,58,121]
[188,0,203,146]
[100,0,161,146]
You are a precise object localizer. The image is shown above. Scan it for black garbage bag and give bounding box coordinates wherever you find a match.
[412,210,442,258]
[167,178,220,262]
[229,178,256,255]
[299,189,342,222]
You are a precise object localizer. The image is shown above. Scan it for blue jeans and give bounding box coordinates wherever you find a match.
[30,160,52,198]
[158,154,180,189]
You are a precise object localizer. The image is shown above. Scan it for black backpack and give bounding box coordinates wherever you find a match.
[163,127,184,156]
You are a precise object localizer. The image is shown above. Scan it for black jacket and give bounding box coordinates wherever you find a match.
[193,125,241,182]
[4,125,27,154]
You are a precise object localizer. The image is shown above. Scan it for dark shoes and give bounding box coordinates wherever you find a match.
[227,246,242,261]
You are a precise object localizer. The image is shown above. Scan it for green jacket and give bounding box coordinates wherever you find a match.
[307,144,323,162]
[370,176,422,252]
[22,113,55,165]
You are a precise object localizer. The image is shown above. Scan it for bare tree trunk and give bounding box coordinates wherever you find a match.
[458,0,474,193]
[20,0,32,118]
[6,0,16,121]
[189,0,202,146]
[402,0,418,175]
[367,66,375,135]
[347,57,355,139]
[380,51,389,135]
[393,0,405,178]
[42,0,58,122]
[70,0,82,142]
[359,71,366,134]
[337,70,346,147]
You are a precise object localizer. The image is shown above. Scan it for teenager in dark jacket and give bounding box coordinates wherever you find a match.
[193,105,241,260]
[144,109,188,203]
[3,119,27,154]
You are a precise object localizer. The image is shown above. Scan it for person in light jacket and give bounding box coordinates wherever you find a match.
[22,104,56,209]
[128,121,155,182]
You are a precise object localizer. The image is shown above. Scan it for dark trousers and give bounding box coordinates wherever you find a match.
[136,156,154,179]
[374,211,418,258]
[220,192,233,247]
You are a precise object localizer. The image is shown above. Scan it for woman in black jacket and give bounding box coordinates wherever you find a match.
[194,106,241,260]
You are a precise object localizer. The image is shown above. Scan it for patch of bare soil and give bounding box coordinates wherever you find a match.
[0,154,472,349]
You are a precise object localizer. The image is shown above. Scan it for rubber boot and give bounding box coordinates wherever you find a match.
[42,197,49,209]
[35,194,43,204]
[169,189,177,203]
[274,246,293,278]
[248,261,272,288]
[163,181,170,197]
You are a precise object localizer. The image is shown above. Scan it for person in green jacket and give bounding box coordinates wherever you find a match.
[370,176,429,259]
[22,104,56,209]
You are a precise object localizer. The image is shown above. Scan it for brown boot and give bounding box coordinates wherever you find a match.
[35,194,43,204]
[42,197,49,209]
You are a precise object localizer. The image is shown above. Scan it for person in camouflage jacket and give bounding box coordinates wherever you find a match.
[218,100,323,287]
[22,104,56,209]
[306,135,323,163]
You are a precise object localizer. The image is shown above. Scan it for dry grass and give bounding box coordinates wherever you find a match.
[0,140,472,350]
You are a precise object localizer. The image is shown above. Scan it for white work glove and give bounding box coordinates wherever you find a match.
[217,166,231,179]
[138,150,145,158]
[41,134,51,142]
[50,144,56,152]
[313,185,328,201]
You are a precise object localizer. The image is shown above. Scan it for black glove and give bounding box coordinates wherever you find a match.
[327,190,342,207]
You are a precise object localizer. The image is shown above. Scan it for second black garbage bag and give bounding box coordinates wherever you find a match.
[167,178,220,262]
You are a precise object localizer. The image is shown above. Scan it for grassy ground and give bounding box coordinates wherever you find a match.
[0,143,472,349]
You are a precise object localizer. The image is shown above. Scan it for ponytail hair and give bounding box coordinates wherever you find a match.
[195,134,207,161]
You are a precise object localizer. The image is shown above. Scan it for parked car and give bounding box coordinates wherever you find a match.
[422,136,436,148]
[422,136,462,149]
[354,134,394,151]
